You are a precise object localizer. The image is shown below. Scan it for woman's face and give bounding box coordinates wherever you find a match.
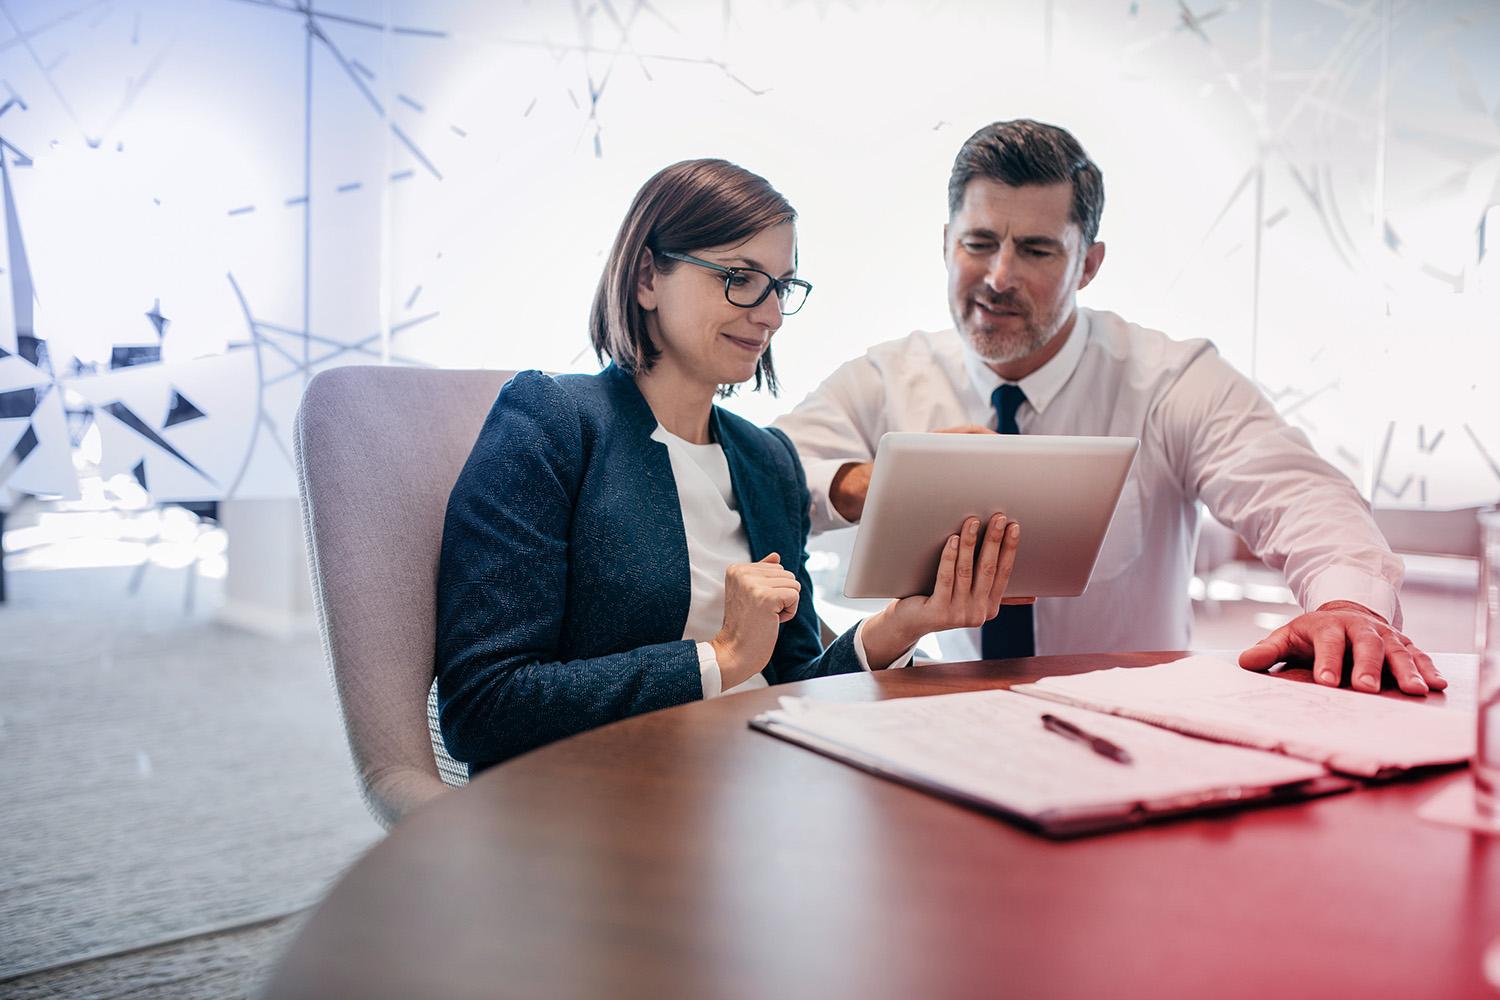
[637,221,795,391]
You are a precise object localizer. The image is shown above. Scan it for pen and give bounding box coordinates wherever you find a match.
[1040,713,1134,765]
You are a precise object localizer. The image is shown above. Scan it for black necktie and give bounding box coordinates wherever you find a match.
[980,384,1035,659]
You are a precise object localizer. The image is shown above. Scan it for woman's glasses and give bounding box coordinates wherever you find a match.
[659,251,812,316]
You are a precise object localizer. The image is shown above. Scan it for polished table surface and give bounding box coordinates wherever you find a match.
[267,652,1500,1000]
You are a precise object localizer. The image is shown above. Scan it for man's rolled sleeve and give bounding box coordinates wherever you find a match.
[774,355,887,535]
[803,457,858,531]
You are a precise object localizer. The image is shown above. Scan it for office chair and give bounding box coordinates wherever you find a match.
[293,365,514,829]
[1371,504,1487,560]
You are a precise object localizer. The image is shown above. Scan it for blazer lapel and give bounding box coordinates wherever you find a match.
[599,365,692,637]
[714,410,797,687]
[712,409,774,563]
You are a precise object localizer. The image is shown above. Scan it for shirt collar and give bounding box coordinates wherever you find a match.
[961,307,1090,417]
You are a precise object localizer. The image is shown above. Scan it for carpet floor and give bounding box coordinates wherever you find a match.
[0,564,381,996]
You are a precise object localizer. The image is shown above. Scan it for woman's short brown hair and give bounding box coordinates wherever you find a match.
[589,158,795,396]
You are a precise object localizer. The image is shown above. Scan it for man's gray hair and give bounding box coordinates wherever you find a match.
[947,119,1105,245]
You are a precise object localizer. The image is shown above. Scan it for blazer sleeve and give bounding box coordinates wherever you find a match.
[763,426,862,683]
[435,372,702,771]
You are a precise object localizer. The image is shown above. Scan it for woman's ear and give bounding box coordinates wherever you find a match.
[634,250,658,312]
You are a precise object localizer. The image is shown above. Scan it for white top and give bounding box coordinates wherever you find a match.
[773,308,1404,660]
[651,424,889,700]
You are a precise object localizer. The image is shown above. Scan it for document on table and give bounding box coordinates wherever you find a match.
[752,689,1337,838]
[1014,655,1475,778]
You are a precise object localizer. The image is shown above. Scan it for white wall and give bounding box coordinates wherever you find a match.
[0,0,1496,508]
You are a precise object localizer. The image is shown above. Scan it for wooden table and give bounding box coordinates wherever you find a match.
[267,652,1500,999]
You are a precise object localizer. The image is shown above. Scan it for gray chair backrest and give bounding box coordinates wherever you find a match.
[293,365,514,828]
[1372,505,1488,559]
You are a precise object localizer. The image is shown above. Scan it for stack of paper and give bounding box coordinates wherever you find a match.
[752,656,1473,837]
[1015,655,1472,778]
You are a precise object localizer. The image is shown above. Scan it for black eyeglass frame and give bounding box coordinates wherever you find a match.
[657,250,813,315]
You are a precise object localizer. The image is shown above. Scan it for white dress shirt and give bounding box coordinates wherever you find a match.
[773,308,1403,660]
[651,424,894,699]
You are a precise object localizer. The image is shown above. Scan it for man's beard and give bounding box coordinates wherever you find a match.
[959,291,1057,365]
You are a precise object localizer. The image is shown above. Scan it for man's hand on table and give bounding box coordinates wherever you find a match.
[1238,600,1446,696]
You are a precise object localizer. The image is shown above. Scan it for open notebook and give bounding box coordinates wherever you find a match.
[1014,655,1472,778]
[751,656,1473,838]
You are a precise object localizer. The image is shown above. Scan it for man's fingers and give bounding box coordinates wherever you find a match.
[1000,596,1036,606]
[1240,609,1445,697]
[1310,626,1347,687]
[1383,637,1428,696]
[1347,626,1385,693]
[1409,644,1448,690]
[1238,625,1293,671]
[935,425,998,436]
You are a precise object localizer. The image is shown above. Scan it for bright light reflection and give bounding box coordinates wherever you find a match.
[2,475,226,575]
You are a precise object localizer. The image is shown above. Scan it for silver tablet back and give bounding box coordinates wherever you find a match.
[842,433,1140,599]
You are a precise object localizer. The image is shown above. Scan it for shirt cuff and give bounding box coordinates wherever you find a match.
[853,618,917,672]
[696,641,723,699]
[803,457,859,531]
[1301,567,1403,630]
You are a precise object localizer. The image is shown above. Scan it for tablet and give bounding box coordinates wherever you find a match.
[842,433,1139,600]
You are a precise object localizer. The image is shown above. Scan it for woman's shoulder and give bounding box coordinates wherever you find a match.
[463,371,588,473]
[489,368,618,425]
[491,368,561,410]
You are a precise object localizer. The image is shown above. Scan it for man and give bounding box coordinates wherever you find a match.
[775,119,1443,697]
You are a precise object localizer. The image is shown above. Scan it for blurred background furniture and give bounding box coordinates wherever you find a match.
[1188,504,1489,654]
[1372,505,1488,560]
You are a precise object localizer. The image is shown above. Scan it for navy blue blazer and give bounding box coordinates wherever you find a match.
[435,364,861,772]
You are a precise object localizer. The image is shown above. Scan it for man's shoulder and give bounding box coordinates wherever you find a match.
[1081,308,1217,373]
[820,328,967,389]
[861,327,965,364]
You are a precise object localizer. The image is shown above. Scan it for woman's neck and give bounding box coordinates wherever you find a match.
[633,363,716,444]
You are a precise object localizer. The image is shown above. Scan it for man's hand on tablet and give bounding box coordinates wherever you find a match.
[828,461,874,522]
[829,426,998,523]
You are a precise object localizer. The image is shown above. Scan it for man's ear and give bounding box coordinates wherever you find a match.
[1077,240,1106,290]
[634,250,658,311]
[942,222,951,262]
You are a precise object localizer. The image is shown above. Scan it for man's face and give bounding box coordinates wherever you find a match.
[944,179,1099,366]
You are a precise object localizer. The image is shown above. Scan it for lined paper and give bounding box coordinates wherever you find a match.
[1015,656,1475,777]
[758,690,1326,821]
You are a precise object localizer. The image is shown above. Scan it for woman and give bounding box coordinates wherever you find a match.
[436,159,1024,773]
